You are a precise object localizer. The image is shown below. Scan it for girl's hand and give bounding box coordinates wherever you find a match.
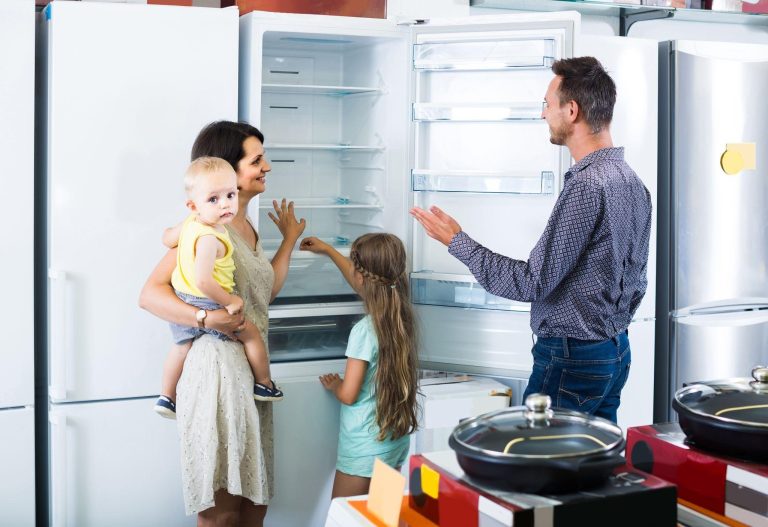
[299,236,331,254]
[319,373,342,392]
[268,198,306,243]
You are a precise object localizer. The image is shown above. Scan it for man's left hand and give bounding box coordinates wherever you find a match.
[410,205,462,246]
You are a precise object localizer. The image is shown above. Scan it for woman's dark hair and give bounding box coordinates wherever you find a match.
[190,120,265,170]
[552,57,616,134]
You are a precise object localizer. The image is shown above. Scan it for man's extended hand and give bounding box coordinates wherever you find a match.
[410,205,462,247]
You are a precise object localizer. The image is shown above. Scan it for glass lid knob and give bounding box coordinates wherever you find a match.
[751,365,768,392]
[524,393,554,426]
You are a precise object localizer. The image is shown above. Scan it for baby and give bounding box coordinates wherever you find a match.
[154,156,283,419]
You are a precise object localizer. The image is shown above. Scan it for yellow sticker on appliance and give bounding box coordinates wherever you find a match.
[421,464,440,499]
[727,143,756,171]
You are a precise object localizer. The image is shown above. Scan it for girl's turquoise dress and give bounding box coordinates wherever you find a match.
[336,315,411,477]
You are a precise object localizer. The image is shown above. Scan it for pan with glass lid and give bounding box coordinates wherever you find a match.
[672,365,768,462]
[448,393,625,494]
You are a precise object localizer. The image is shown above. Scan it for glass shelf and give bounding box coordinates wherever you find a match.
[410,271,531,312]
[412,169,555,194]
[261,236,352,254]
[261,83,382,96]
[471,0,768,28]
[265,143,385,152]
[257,197,382,210]
[413,102,544,121]
[414,39,556,71]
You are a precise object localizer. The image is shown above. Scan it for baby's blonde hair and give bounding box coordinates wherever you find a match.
[184,156,236,197]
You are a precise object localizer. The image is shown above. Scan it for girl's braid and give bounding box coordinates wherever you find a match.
[351,249,395,287]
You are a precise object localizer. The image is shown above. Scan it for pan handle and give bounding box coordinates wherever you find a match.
[547,452,625,473]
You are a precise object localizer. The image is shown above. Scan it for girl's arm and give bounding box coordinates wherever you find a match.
[162,221,185,249]
[138,248,243,334]
[267,199,307,302]
[194,235,237,309]
[319,358,367,405]
[299,237,359,293]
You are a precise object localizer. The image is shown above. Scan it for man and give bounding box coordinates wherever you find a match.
[411,57,652,424]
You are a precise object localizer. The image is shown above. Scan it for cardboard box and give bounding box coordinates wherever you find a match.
[626,423,768,526]
[407,451,677,527]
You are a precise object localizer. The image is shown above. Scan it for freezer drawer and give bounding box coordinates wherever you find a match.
[0,407,35,526]
[415,304,533,379]
[49,399,193,527]
[268,303,364,362]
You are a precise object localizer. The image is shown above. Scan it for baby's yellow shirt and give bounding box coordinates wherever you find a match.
[171,215,236,298]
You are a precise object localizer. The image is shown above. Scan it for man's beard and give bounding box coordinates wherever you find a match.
[548,123,569,146]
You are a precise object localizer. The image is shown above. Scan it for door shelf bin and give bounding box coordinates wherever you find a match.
[414,39,555,71]
[268,304,365,362]
[411,272,530,312]
[413,102,544,122]
[413,170,554,194]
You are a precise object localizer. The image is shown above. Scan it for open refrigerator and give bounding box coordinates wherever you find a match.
[0,1,36,525]
[239,11,582,527]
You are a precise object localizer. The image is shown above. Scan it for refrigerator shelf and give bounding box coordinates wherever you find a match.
[412,102,544,121]
[411,271,531,312]
[261,236,352,252]
[257,197,382,210]
[414,39,555,71]
[262,83,383,96]
[412,169,555,194]
[266,143,385,151]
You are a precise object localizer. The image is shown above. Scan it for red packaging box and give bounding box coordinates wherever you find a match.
[407,451,676,527]
[743,0,768,14]
[626,422,768,526]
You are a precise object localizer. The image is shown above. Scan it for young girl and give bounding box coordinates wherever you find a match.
[300,233,419,498]
[154,156,282,419]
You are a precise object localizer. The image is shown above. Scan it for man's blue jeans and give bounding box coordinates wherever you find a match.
[522,331,631,423]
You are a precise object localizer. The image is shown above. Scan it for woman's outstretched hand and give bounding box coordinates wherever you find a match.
[268,198,306,243]
[299,236,331,255]
[410,205,462,246]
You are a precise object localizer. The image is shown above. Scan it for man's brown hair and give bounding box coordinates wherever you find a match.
[552,56,616,134]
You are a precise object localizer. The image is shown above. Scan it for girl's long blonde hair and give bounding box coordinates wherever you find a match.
[351,233,419,441]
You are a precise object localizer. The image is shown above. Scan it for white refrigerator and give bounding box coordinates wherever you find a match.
[39,3,238,525]
[0,1,36,525]
[238,11,669,527]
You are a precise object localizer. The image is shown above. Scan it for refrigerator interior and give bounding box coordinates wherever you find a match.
[239,13,409,301]
[0,0,35,525]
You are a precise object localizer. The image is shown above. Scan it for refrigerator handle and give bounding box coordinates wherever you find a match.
[48,269,70,400]
[675,309,768,327]
[50,412,67,527]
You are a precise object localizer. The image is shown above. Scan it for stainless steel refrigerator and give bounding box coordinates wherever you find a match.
[656,40,768,422]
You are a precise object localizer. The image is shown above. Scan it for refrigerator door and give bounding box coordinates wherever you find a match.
[0,408,35,526]
[408,12,577,373]
[49,399,193,527]
[616,318,655,431]
[672,41,768,313]
[672,311,768,394]
[0,0,34,409]
[43,3,238,402]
